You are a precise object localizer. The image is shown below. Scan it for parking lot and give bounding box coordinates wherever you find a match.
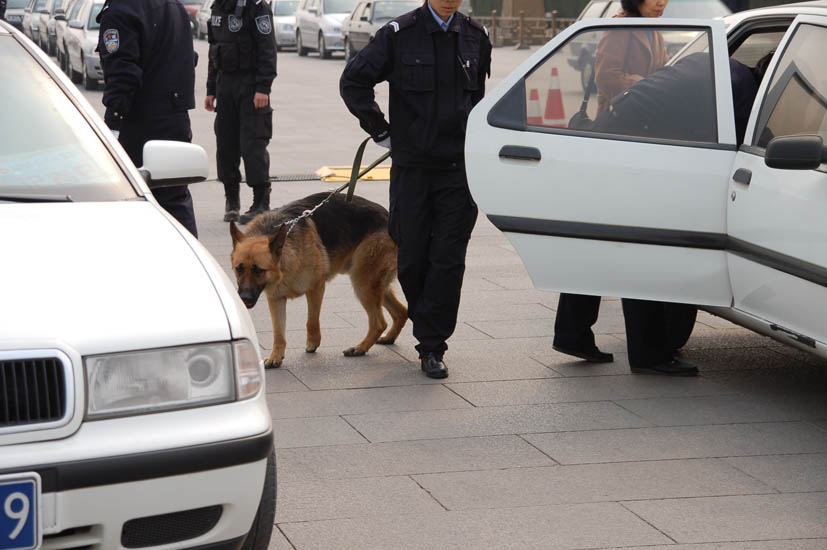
[68,35,827,550]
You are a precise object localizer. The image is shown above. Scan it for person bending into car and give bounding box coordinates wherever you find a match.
[96,0,199,237]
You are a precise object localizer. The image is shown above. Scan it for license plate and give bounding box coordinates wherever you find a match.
[0,474,40,550]
[8,15,22,22]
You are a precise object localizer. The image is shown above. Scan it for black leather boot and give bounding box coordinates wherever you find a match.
[239,186,270,224]
[223,185,240,222]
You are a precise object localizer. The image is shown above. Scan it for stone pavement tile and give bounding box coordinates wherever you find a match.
[703,366,827,394]
[333,312,491,347]
[275,476,443,523]
[276,435,554,482]
[616,393,827,426]
[265,368,309,393]
[265,385,471,419]
[343,401,651,443]
[725,453,827,493]
[480,273,537,290]
[455,302,555,323]
[684,329,790,350]
[624,492,827,543]
[446,375,733,407]
[523,422,827,464]
[814,420,827,432]
[680,347,803,372]
[268,529,294,550]
[278,502,671,550]
[457,288,560,307]
[413,459,774,510]
[609,540,827,550]
[467,318,556,338]
[271,416,367,449]
[532,338,635,377]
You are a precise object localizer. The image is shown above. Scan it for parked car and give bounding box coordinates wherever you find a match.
[63,0,102,89]
[467,2,827,359]
[0,20,276,550]
[180,0,205,37]
[294,0,358,58]
[195,0,211,39]
[2,0,29,31]
[273,0,298,50]
[36,0,69,56]
[341,0,419,61]
[21,0,46,45]
[54,0,79,71]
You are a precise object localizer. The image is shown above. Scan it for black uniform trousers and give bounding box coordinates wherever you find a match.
[118,112,198,237]
[215,71,273,193]
[388,165,477,357]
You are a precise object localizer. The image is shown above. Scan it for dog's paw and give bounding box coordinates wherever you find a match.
[305,344,318,353]
[376,336,396,345]
[264,358,283,369]
[342,347,366,357]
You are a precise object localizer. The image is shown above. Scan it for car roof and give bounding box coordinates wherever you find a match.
[724,0,827,26]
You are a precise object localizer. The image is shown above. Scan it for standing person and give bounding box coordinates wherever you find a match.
[553,0,697,376]
[205,0,277,224]
[0,0,6,21]
[340,0,491,379]
[96,0,199,237]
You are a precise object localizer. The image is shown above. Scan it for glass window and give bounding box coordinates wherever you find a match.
[0,39,135,202]
[579,2,608,20]
[372,0,418,20]
[87,3,102,28]
[754,24,827,148]
[731,30,786,67]
[323,0,357,14]
[7,0,29,8]
[523,27,716,143]
[68,0,82,19]
[273,1,298,15]
[34,0,47,10]
[360,2,371,19]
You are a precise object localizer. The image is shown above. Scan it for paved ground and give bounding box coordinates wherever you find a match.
[78,37,827,550]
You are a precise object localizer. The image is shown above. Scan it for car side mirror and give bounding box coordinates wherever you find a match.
[308,7,317,14]
[139,141,209,188]
[39,8,50,13]
[765,135,827,170]
[55,13,66,20]
[54,7,64,14]
[68,19,83,28]
[360,15,368,20]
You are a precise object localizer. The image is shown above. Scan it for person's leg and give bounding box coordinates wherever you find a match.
[215,74,242,222]
[238,83,273,224]
[622,298,697,376]
[552,294,613,362]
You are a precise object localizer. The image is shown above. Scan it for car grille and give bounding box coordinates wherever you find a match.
[121,506,223,548]
[1,357,67,428]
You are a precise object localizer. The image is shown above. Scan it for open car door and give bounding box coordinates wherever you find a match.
[466,18,736,307]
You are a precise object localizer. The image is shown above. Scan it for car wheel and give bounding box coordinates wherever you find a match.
[58,49,65,72]
[344,37,352,63]
[240,451,276,550]
[318,32,330,59]
[664,303,697,351]
[83,61,98,90]
[68,56,82,84]
[296,30,308,56]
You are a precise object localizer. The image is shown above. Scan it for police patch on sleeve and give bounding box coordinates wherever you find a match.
[228,15,242,32]
[103,29,119,53]
[255,15,272,34]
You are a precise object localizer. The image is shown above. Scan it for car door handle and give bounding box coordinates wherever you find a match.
[732,168,752,185]
[499,145,541,162]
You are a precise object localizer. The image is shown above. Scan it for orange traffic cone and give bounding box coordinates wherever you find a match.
[543,67,566,127]
[527,88,543,126]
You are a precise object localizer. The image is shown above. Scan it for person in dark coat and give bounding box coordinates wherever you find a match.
[205,0,277,224]
[96,0,199,237]
[340,0,491,379]
[0,0,7,21]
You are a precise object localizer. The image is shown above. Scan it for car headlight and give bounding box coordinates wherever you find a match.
[85,340,262,418]
[281,23,294,31]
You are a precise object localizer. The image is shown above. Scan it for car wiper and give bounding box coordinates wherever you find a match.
[0,194,74,203]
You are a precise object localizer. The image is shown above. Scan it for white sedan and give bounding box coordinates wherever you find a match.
[0,21,275,550]
[467,1,827,360]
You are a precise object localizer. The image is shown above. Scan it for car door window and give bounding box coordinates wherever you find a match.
[753,23,827,148]
[519,27,716,143]
[730,29,787,67]
[359,2,371,20]
[68,0,81,20]
[579,1,607,20]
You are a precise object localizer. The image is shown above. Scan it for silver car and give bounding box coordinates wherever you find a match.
[21,0,46,45]
[3,0,28,31]
[54,0,79,71]
[64,0,102,90]
[295,0,358,58]
[36,0,69,56]
[273,0,298,50]
[341,0,419,61]
[195,0,211,39]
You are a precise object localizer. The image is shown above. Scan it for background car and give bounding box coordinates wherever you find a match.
[294,0,359,58]
[466,3,827,360]
[341,0,419,61]
[273,0,298,50]
[36,0,68,55]
[180,0,205,37]
[195,0,211,39]
[2,0,29,31]
[63,0,102,90]
[54,0,79,71]
[21,0,46,46]
[0,19,275,550]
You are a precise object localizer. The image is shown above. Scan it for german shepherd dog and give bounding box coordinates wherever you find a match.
[230,192,408,368]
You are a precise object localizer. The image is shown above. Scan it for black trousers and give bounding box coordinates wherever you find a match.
[388,165,478,356]
[215,71,273,194]
[119,112,198,237]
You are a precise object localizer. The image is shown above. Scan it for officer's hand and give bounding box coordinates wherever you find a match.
[375,137,391,149]
[253,92,269,109]
[205,95,216,112]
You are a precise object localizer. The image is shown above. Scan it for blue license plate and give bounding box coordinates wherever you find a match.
[0,474,40,550]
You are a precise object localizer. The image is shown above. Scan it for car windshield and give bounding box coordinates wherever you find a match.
[274,0,298,15]
[34,0,47,10]
[88,4,102,29]
[7,0,28,7]
[372,0,419,20]
[662,0,730,19]
[323,0,357,14]
[0,37,135,202]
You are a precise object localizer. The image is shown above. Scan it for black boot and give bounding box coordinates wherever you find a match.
[239,186,270,224]
[223,185,240,222]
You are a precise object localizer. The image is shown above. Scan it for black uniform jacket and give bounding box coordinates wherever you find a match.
[206,0,277,96]
[340,5,491,167]
[96,0,196,131]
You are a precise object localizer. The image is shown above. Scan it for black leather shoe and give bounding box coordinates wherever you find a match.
[552,343,614,363]
[631,359,698,377]
[420,352,448,379]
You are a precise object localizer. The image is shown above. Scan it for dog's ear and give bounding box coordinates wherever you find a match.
[229,221,245,249]
[269,223,288,257]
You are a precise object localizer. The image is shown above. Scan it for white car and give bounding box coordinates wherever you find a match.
[341,0,419,62]
[0,21,275,550]
[294,0,358,58]
[63,0,102,90]
[273,0,298,50]
[467,2,827,359]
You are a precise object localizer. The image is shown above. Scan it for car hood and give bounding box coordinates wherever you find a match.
[325,12,348,23]
[274,15,295,24]
[0,202,231,355]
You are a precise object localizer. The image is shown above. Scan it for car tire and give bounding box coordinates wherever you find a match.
[296,30,308,56]
[318,32,330,59]
[240,451,276,550]
[68,56,82,84]
[344,37,352,63]
[83,61,98,90]
[665,303,697,351]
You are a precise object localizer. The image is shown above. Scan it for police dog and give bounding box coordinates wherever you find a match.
[230,192,407,368]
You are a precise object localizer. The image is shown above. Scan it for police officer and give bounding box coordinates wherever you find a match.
[340,0,491,379]
[205,0,276,224]
[96,0,199,237]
